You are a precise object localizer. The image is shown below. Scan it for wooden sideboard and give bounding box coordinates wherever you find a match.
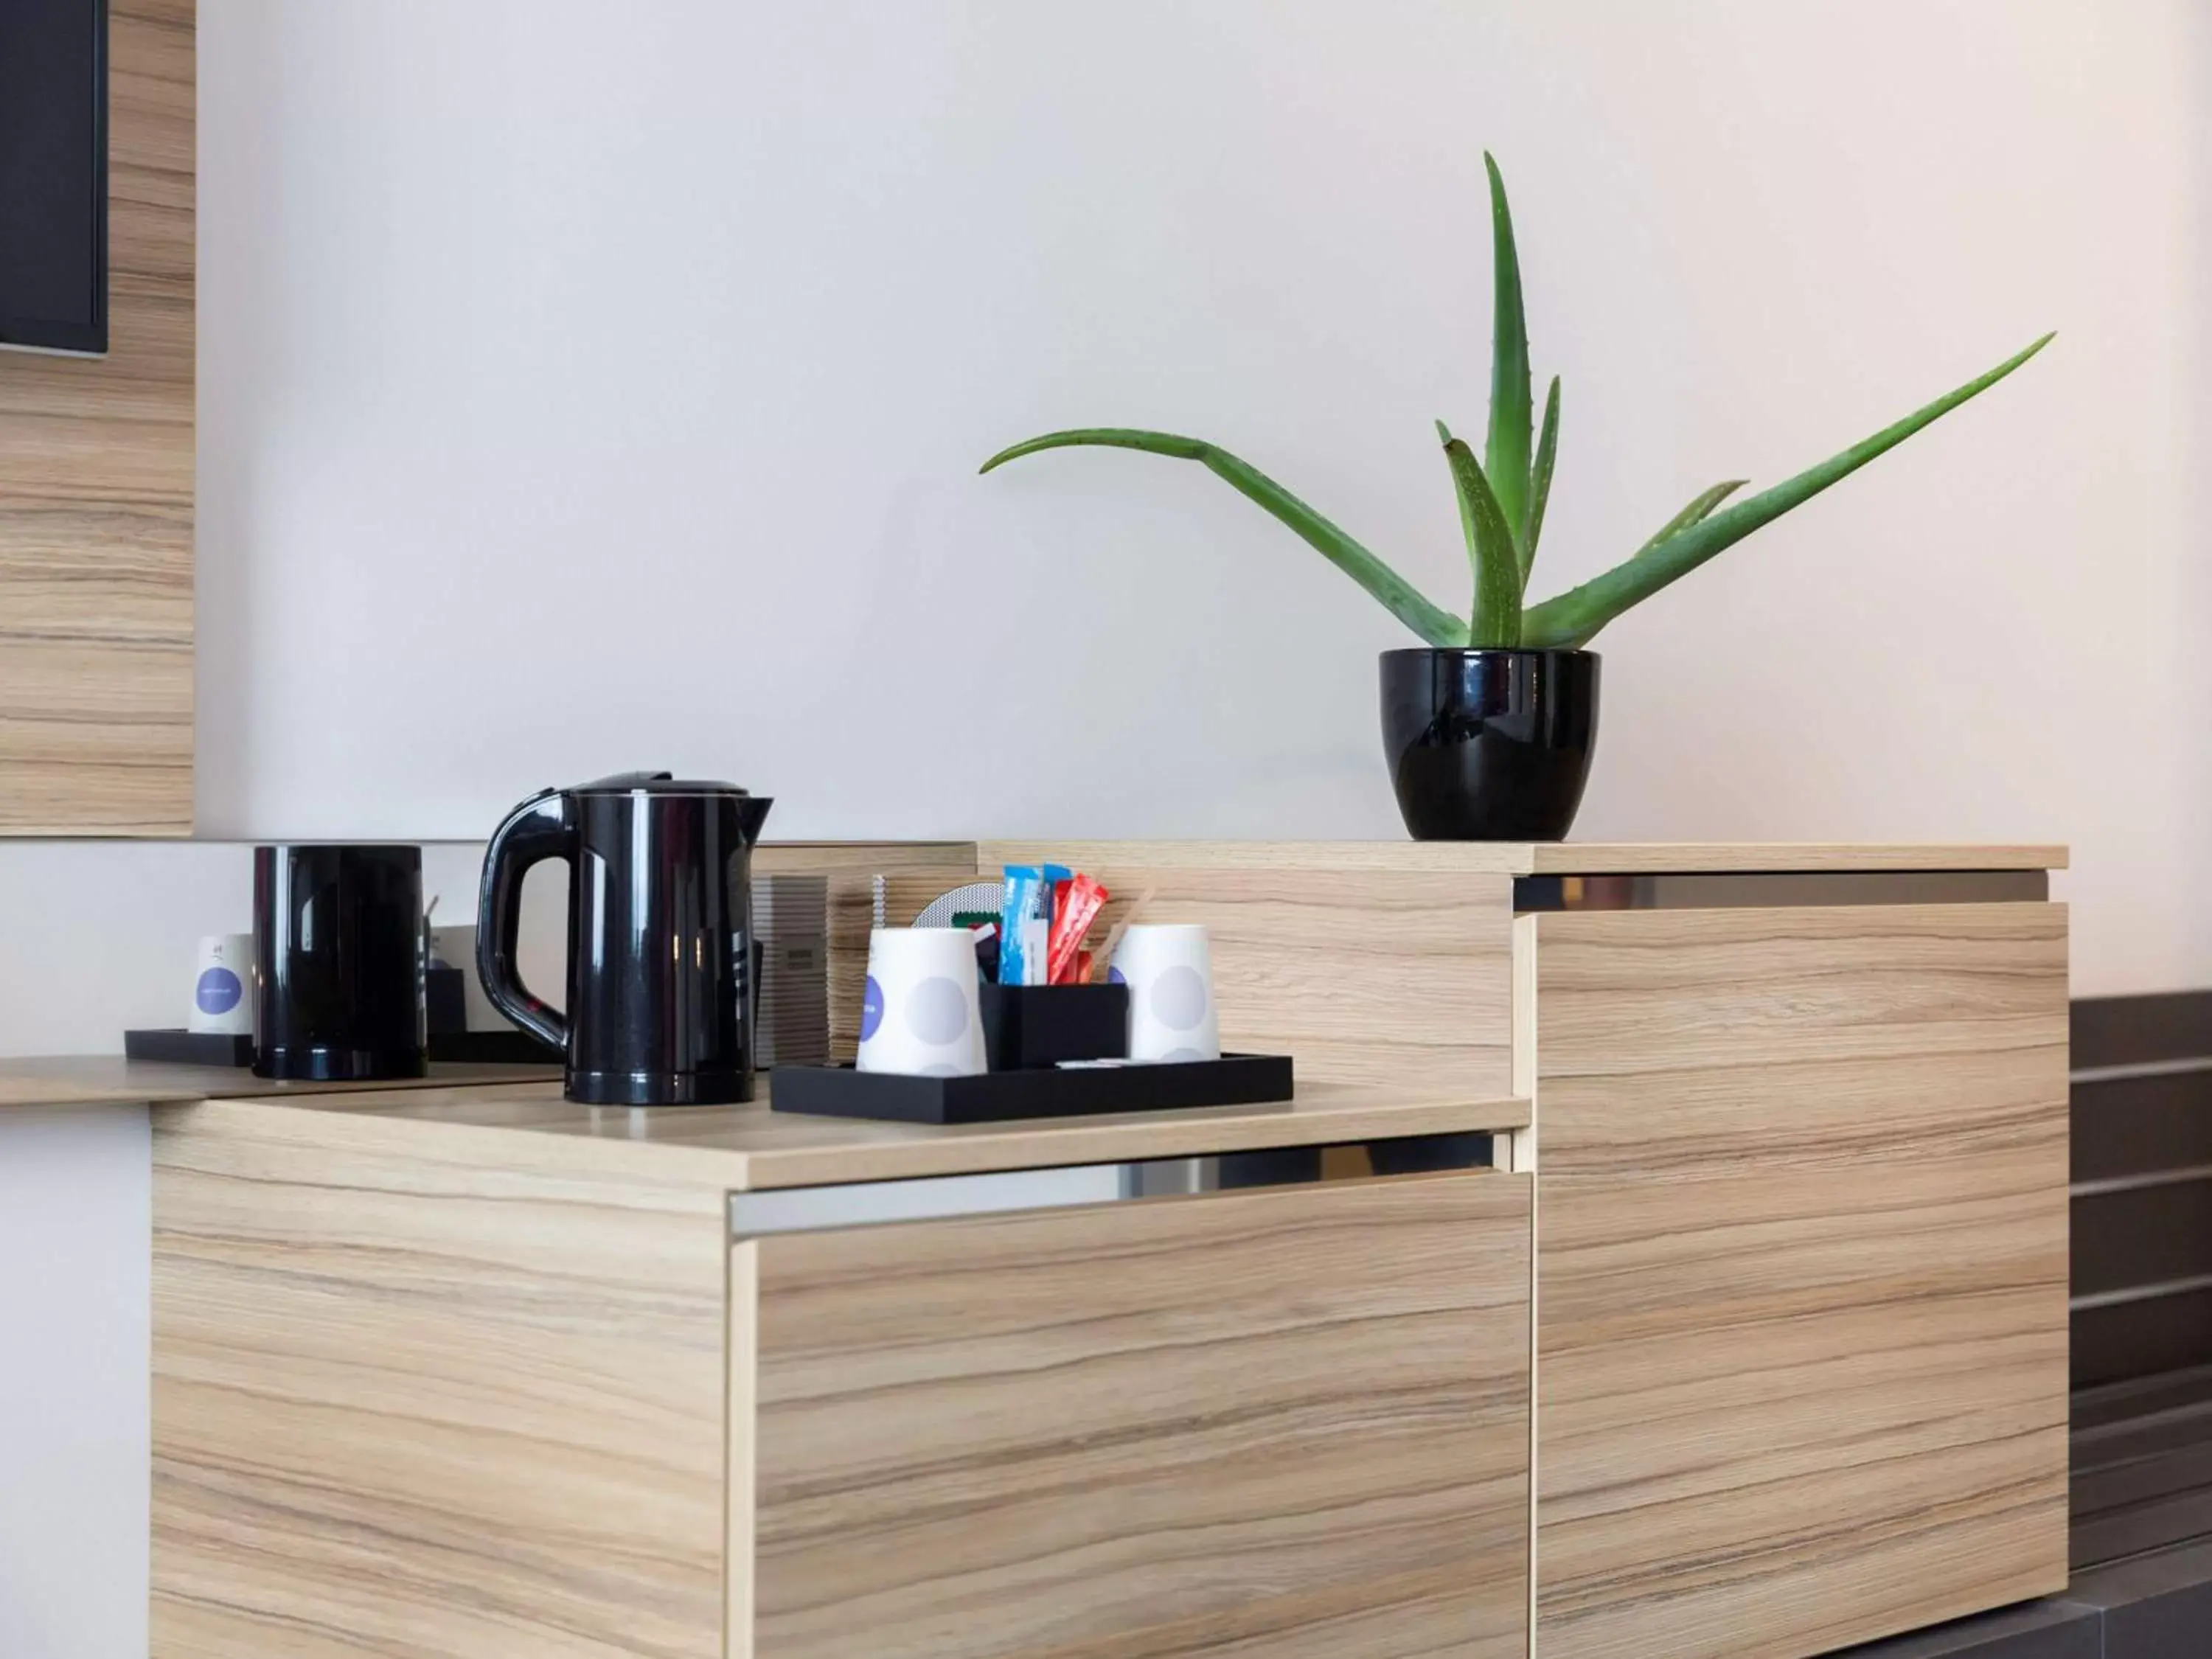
[138,840,2069,1658]
[150,1082,1534,1658]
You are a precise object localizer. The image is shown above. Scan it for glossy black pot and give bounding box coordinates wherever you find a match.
[1380,648,1599,841]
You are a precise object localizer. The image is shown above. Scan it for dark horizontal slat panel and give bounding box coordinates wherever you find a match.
[2075,1286,2212,1390]
[2073,990,2212,1071]
[2073,1424,2212,1524]
[2073,1068,2212,1183]
[2075,1180,2212,1297]
[2072,1486,2212,1573]
[2074,1361,2212,1433]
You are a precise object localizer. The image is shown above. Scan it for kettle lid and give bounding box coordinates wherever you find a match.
[573,771,752,797]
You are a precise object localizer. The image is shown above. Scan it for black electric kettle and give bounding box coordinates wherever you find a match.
[478,772,773,1105]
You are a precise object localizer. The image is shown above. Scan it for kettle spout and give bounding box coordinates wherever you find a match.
[734,795,773,845]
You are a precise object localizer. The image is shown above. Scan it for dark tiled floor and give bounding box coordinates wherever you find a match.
[1831,1537,2212,1658]
[2076,1536,2212,1658]
[1828,1597,2101,1659]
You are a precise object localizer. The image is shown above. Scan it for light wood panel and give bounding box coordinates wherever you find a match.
[178,1079,1531,1192]
[151,1105,731,1658]
[981,849,1517,1096]
[737,1172,1533,1659]
[753,841,975,876]
[982,841,2069,875]
[1532,902,2070,1659]
[0,0,195,833]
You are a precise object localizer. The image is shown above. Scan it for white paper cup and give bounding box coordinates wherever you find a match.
[855,928,988,1077]
[1109,924,1220,1062]
[189,933,255,1036]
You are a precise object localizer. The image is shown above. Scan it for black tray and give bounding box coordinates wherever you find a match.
[124,1029,255,1066]
[428,1029,563,1065]
[771,1052,1293,1126]
[122,1029,563,1068]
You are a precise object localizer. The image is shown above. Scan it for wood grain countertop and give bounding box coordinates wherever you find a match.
[0,1057,560,1112]
[154,1077,1531,1192]
[981,840,2069,874]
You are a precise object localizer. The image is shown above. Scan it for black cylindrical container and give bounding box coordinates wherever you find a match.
[252,844,428,1080]
[478,774,773,1106]
[1380,647,1600,840]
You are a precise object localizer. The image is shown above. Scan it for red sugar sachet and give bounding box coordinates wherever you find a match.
[1046,873,1108,986]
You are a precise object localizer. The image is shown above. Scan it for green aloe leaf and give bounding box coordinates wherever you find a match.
[1632,478,1747,559]
[1435,419,1481,575]
[1441,433,1523,647]
[1520,333,2054,650]
[980,428,1467,645]
[1523,375,1561,580]
[1483,153,1533,549]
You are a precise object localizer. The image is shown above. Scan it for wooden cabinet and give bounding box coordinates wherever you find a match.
[153,1091,1534,1659]
[1530,902,2070,1659]
[736,1172,1532,1659]
[147,842,2075,1659]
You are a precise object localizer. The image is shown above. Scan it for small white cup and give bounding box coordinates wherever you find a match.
[189,933,256,1036]
[1110,925,1220,1062]
[856,928,988,1077]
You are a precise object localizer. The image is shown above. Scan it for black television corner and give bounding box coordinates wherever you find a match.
[0,0,108,356]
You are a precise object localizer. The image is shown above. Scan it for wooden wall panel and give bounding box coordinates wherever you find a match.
[151,1102,732,1658]
[0,0,195,832]
[1533,902,2070,1659]
[981,845,1517,1096]
[740,1172,1532,1659]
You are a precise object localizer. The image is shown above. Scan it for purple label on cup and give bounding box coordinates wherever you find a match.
[195,966,243,1015]
[1108,965,1127,986]
[860,973,885,1041]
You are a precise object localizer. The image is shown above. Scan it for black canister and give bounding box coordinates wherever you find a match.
[252,844,428,1081]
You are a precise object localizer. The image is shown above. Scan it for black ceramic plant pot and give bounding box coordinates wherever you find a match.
[1380,648,1600,841]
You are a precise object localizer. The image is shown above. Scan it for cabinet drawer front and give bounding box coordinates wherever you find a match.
[733,1172,1531,1659]
[1534,902,2070,1659]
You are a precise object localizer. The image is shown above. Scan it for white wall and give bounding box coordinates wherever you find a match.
[182,0,2212,998]
[0,1108,149,1659]
[4,0,2207,1037]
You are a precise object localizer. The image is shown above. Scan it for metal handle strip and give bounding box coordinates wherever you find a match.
[729,1136,1495,1239]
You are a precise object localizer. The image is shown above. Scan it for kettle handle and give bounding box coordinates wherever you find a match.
[476,787,574,1054]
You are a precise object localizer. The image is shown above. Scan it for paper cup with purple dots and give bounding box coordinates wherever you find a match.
[1108,925,1220,1062]
[187,933,255,1037]
[855,928,989,1076]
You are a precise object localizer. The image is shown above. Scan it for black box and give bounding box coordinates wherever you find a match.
[771,1052,1294,1126]
[426,1029,563,1065]
[123,1029,254,1067]
[978,982,1127,1070]
[426,966,468,1036]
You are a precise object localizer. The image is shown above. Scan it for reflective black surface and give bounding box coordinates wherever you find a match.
[478,772,772,1106]
[252,844,427,1080]
[1380,647,1599,841]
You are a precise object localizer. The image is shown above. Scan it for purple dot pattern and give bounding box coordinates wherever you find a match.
[860,975,885,1041]
[196,967,243,1016]
[905,975,972,1046]
[1149,964,1208,1032]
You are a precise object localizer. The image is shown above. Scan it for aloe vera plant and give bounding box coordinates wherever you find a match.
[982,153,2051,650]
